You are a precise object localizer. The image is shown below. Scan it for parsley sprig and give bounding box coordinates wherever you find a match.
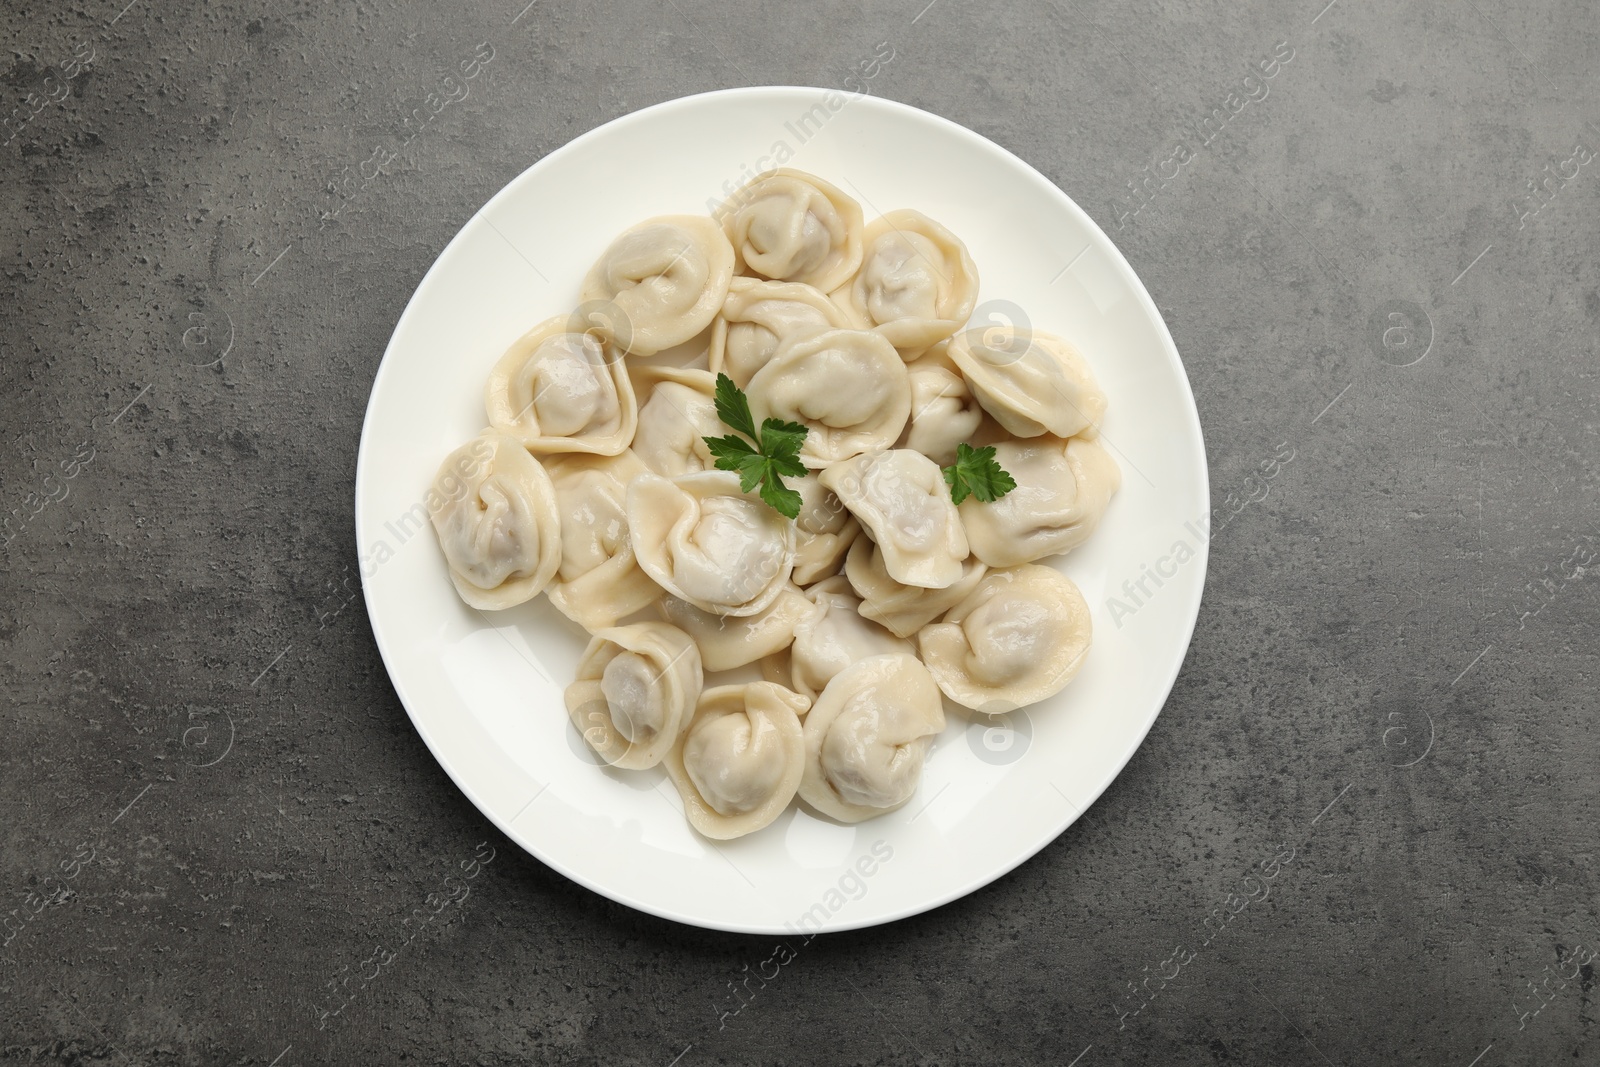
[943,442,1018,505]
[703,373,809,519]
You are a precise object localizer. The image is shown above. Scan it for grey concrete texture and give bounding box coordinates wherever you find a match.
[1,0,1596,1062]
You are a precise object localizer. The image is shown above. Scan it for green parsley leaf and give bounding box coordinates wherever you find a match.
[943,442,1018,505]
[705,435,764,491]
[759,418,808,462]
[758,474,804,519]
[704,433,758,463]
[734,455,769,495]
[712,372,758,441]
[765,449,808,479]
[702,377,810,519]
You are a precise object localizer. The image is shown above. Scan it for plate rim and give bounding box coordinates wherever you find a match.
[354,84,1209,933]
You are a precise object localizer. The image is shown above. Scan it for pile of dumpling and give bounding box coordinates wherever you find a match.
[427,168,1121,840]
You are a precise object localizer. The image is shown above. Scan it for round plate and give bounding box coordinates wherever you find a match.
[355,86,1207,934]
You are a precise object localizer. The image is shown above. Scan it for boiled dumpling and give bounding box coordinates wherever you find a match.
[709,278,855,387]
[790,577,914,700]
[899,344,985,466]
[628,470,795,616]
[798,653,946,822]
[961,437,1121,568]
[542,450,662,630]
[564,622,702,769]
[665,681,810,839]
[580,215,735,356]
[484,316,636,455]
[791,471,861,586]
[758,653,795,694]
[428,432,561,610]
[843,535,987,639]
[745,329,910,468]
[820,449,969,589]
[630,366,721,477]
[918,564,1092,713]
[656,584,812,672]
[717,169,863,292]
[946,326,1106,439]
[833,210,978,355]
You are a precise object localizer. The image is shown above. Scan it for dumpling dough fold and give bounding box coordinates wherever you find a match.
[918,564,1092,713]
[899,343,986,466]
[798,653,946,822]
[543,450,662,630]
[789,577,914,701]
[820,449,969,590]
[946,326,1106,439]
[791,471,861,586]
[709,278,856,388]
[580,215,735,356]
[833,210,979,355]
[665,682,810,839]
[744,328,910,468]
[484,316,636,455]
[564,622,702,769]
[960,437,1121,568]
[656,584,812,672]
[428,432,562,610]
[843,536,987,639]
[630,366,721,477]
[717,169,864,292]
[628,471,795,617]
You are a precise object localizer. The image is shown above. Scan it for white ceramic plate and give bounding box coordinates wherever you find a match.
[355,86,1207,934]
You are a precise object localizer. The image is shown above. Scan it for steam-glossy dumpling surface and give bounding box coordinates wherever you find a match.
[918,564,1093,713]
[656,584,812,672]
[543,450,662,630]
[665,682,810,839]
[631,367,721,477]
[834,210,979,354]
[843,535,987,639]
[960,437,1121,568]
[428,432,562,610]
[580,215,735,356]
[791,471,861,586]
[820,449,969,589]
[564,622,702,769]
[718,169,863,292]
[899,344,985,467]
[947,327,1106,439]
[628,471,795,617]
[745,329,910,468]
[710,278,854,388]
[484,317,636,455]
[798,653,945,822]
[790,577,914,700]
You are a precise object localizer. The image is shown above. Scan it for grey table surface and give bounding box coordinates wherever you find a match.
[2,0,1597,1063]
